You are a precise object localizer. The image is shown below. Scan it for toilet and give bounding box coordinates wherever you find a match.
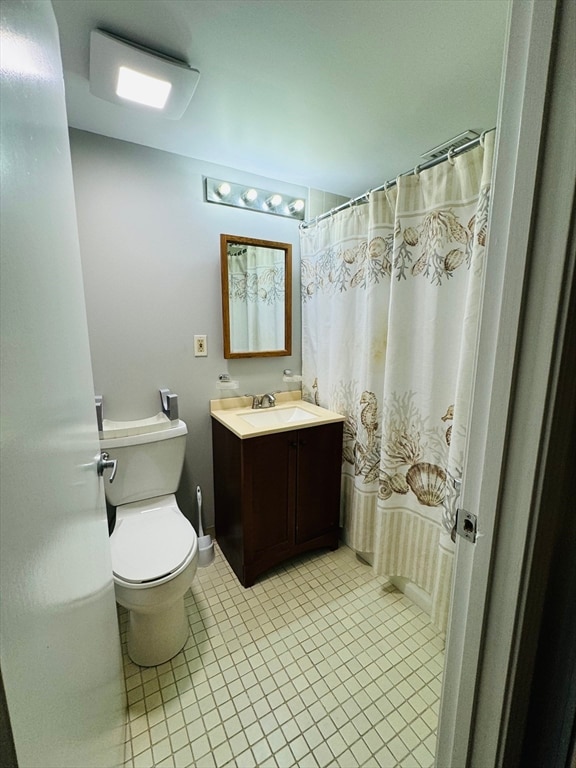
[100,413,198,667]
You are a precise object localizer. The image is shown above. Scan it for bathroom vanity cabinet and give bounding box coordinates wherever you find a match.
[212,419,343,587]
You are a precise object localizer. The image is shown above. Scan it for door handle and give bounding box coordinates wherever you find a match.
[97,451,117,483]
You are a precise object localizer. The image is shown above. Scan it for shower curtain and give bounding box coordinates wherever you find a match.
[300,133,494,632]
[228,245,285,352]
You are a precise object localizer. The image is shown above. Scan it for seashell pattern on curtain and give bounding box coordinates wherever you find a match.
[300,132,494,633]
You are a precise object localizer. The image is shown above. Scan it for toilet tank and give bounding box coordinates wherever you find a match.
[99,414,188,507]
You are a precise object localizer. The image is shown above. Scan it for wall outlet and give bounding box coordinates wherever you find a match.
[194,334,207,357]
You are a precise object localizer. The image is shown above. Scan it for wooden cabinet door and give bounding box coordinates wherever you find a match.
[295,422,343,544]
[243,431,297,563]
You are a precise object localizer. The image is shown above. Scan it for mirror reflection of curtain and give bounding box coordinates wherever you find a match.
[228,246,285,352]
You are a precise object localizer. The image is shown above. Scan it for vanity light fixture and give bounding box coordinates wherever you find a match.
[204,178,306,220]
[89,30,200,119]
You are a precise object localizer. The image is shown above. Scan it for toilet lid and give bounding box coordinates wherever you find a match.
[110,508,195,583]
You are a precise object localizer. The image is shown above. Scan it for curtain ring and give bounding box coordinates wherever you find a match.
[447,147,456,165]
[413,164,421,178]
[480,130,488,147]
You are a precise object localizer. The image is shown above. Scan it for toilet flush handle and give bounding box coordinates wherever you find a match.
[98,451,117,483]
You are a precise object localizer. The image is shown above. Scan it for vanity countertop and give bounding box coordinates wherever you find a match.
[210,391,345,439]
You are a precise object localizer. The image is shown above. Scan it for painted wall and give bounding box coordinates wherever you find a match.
[0,3,124,766]
[69,130,336,530]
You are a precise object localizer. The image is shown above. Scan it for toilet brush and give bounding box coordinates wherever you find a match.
[196,485,214,567]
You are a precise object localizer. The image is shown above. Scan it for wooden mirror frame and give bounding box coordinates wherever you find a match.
[220,234,292,359]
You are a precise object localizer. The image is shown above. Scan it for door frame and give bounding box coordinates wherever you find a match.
[438,0,575,764]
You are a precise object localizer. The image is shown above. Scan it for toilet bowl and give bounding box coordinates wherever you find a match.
[111,494,198,667]
[100,413,198,666]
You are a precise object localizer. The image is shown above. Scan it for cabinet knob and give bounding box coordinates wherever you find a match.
[289,441,298,448]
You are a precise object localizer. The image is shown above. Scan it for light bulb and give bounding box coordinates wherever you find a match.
[242,188,258,203]
[266,194,282,208]
[289,199,305,214]
[216,182,231,198]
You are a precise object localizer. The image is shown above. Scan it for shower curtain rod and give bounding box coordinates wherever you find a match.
[300,127,496,230]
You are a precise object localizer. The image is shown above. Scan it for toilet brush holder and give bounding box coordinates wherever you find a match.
[196,485,214,567]
[198,535,214,567]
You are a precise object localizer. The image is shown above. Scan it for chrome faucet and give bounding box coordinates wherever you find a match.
[244,393,276,409]
[261,392,276,408]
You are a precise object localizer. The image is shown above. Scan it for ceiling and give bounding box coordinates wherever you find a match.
[52,0,509,199]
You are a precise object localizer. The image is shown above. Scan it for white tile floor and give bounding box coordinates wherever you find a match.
[120,543,444,768]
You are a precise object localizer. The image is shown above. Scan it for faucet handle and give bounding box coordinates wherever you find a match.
[244,394,262,408]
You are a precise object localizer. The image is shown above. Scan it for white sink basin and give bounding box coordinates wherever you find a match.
[240,406,320,428]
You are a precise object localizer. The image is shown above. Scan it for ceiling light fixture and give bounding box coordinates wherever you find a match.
[204,178,306,220]
[89,30,200,120]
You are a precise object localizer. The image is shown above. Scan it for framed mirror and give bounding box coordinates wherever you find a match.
[220,234,292,358]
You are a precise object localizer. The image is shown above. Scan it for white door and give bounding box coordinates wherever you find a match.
[437,0,575,764]
[0,3,125,767]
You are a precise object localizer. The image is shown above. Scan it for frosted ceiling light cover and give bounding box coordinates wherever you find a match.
[90,30,200,120]
[116,66,172,108]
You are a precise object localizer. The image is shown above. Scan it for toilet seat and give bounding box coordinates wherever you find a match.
[111,497,196,586]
